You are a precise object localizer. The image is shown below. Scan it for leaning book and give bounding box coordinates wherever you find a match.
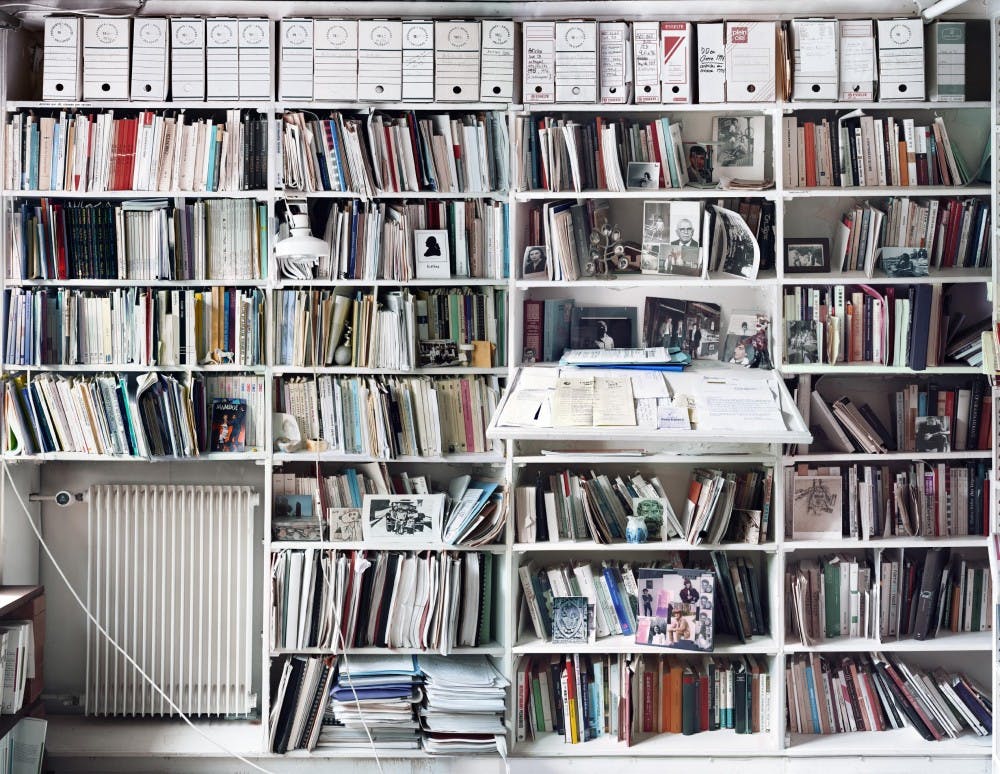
[635,567,715,652]
[210,398,248,452]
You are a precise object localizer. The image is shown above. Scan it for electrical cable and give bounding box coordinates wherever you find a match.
[2,2,144,19]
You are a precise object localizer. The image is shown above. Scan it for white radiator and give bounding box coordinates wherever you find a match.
[86,484,257,717]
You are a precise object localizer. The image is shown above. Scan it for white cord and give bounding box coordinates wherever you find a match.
[2,465,278,774]
[4,2,143,18]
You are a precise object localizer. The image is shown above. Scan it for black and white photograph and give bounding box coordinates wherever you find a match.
[569,306,637,350]
[665,201,704,276]
[551,596,592,644]
[791,476,843,539]
[361,493,445,545]
[643,296,689,350]
[635,568,715,652]
[784,239,830,274]
[721,312,772,369]
[684,301,722,359]
[708,204,760,279]
[418,339,460,367]
[413,229,451,279]
[880,247,930,278]
[626,161,661,190]
[712,115,766,182]
[521,244,548,279]
[683,141,717,187]
[915,416,952,453]
[785,320,819,364]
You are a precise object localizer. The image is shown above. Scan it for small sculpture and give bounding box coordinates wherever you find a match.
[585,222,628,276]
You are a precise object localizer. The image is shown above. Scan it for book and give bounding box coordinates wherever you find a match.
[210,397,247,452]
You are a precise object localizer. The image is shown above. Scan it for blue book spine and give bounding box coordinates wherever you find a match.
[346,468,362,508]
[602,566,634,636]
[804,661,821,732]
[206,129,218,192]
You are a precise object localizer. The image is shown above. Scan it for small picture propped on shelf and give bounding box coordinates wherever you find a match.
[915,415,952,452]
[210,398,247,453]
[522,245,549,279]
[784,238,830,274]
[626,161,661,190]
[635,568,715,652]
[362,493,445,546]
[880,247,930,278]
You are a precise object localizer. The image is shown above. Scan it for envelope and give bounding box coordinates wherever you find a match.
[435,21,481,102]
[839,19,876,101]
[358,20,403,102]
[206,19,239,99]
[83,18,130,100]
[877,18,925,101]
[522,21,556,103]
[725,21,776,102]
[555,20,598,103]
[43,17,82,101]
[238,19,272,100]
[314,20,358,101]
[171,18,206,100]
[632,21,660,103]
[480,20,515,101]
[791,18,838,100]
[278,18,314,101]
[660,21,692,103]
[598,21,631,104]
[403,21,434,101]
[131,18,168,101]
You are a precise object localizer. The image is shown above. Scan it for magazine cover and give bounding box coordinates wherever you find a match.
[635,568,715,651]
[210,398,247,452]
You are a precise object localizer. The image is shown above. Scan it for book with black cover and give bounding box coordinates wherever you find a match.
[913,548,949,640]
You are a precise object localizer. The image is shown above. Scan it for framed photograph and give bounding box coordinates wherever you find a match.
[785,320,819,364]
[413,229,450,279]
[361,493,445,545]
[521,244,548,279]
[635,568,715,652]
[683,141,718,188]
[880,247,929,278]
[712,115,766,182]
[791,475,843,539]
[626,161,661,190]
[569,306,638,350]
[721,312,772,369]
[643,296,688,350]
[784,239,830,274]
[551,596,592,644]
[915,416,951,453]
[326,507,363,541]
[418,339,460,367]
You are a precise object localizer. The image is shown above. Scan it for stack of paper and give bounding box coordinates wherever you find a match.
[417,655,509,754]
[317,656,422,750]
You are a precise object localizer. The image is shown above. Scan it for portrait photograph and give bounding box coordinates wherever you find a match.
[712,115,766,181]
[626,161,661,190]
[569,306,637,350]
[722,312,772,369]
[784,239,830,274]
[361,493,445,545]
[915,416,951,453]
[880,247,929,278]
[521,244,548,279]
[683,141,718,188]
[785,320,819,364]
[413,228,451,279]
[635,568,715,652]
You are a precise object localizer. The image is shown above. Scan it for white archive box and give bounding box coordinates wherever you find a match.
[43,17,82,101]
[877,18,925,100]
[206,19,239,100]
[598,21,631,104]
[660,21,692,103]
[238,19,272,99]
[555,20,598,103]
[130,18,168,101]
[791,18,839,100]
[522,21,555,104]
[83,18,131,100]
[838,19,877,101]
[314,20,358,101]
[279,18,314,101]
[725,21,775,102]
[435,21,481,102]
[632,21,660,103]
[926,21,965,102]
[170,18,206,100]
[402,21,434,102]
[695,22,726,103]
[480,20,515,101]
[358,20,403,101]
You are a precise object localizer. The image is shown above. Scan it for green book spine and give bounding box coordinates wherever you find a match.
[823,561,840,639]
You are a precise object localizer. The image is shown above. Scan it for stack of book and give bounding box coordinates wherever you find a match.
[274,374,500,459]
[0,620,33,713]
[786,556,876,645]
[785,652,992,740]
[268,655,337,754]
[9,198,268,280]
[4,109,269,193]
[418,655,509,754]
[4,287,264,367]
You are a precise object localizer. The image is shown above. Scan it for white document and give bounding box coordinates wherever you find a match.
[43,17,82,101]
[555,21,598,103]
[632,21,660,103]
[279,19,314,101]
[518,367,560,390]
[660,22,692,103]
[636,398,658,428]
[435,21,481,102]
[130,18,168,101]
[561,347,671,365]
[695,376,784,433]
[791,19,839,100]
[402,21,435,101]
[358,20,403,101]
[599,22,631,104]
[725,21,776,102]
[877,18,925,101]
[313,20,358,101]
[171,18,206,101]
[238,19,272,99]
[522,21,556,103]
[83,18,130,100]
[206,19,239,99]
[593,376,636,426]
[551,375,594,427]
[657,401,691,430]
[480,20,515,101]
[839,19,876,101]
[696,22,726,103]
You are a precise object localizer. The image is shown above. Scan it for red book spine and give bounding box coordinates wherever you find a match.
[699,670,710,731]
[803,122,817,187]
[459,378,476,453]
[978,396,991,450]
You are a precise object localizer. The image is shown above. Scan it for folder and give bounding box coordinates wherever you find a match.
[480,20,515,101]
[791,19,838,101]
[555,21,598,103]
[877,19,925,101]
[206,19,239,100]
[632,21,660,103]
[279,19,314,101]
[926,21,965,102]
[695,22,726,104]
[171,18,206,101]
[358,20,402,102]
[43,17,82,101]
[238,19,272,100]
[403,21,434,102]
[725,21,776,102]
[838,19,876,101]
[83,18,130,100]
[130,18,168,101]
[435,21,481,102]
[522,21,555,103]
[598,22,631,104]
[660,22,692,103]
[313,20,358,101]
